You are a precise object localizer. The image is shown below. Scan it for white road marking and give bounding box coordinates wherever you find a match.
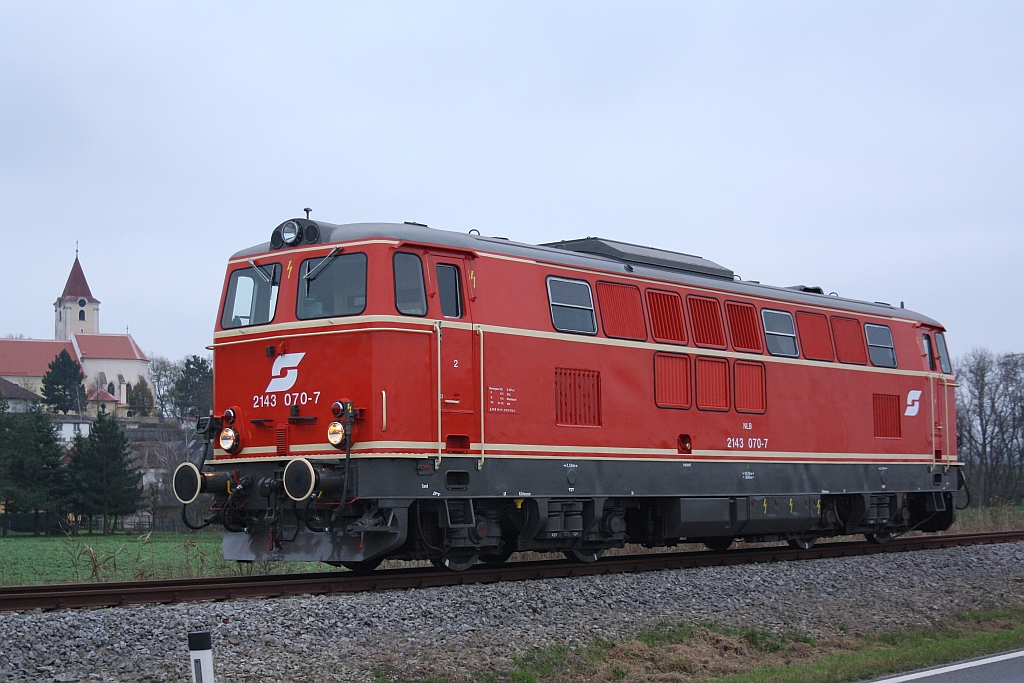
[872,650,1024,682]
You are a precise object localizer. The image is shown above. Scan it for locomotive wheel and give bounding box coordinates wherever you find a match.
[564,548,605,563]
[865,532,892,545]
[703,537,734,552]
[340,558,384,574]
[431,553,480,571]
[787,536,817,550]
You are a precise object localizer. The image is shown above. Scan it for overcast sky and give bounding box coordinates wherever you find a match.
[1,2,1021,361]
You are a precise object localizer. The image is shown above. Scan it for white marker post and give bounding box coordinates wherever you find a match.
[188,631,215,683]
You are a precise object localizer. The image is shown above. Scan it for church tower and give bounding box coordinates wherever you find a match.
[54,257,100,340]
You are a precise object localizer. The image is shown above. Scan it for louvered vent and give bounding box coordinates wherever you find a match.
[734,361,766,413]
[873,394,901,438]
[655,353,691,408]
[597,282,647,340]
[687,296,726,348]
[696,357,729,410]
[646,290,687,344]
[796,312,834,361]
[832,316,867,364]
[555,368,602,427]
[725,302,763,353]
[276,427,288,455]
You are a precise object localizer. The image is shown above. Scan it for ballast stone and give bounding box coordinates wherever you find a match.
[0,543,1021,682]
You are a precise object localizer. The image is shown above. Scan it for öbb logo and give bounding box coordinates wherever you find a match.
[904,390,923,417]
[265,353,306,393]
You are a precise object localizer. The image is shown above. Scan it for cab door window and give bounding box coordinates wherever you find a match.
[922,334,936,371]
[436,264,463,318]
[935,333,952,374]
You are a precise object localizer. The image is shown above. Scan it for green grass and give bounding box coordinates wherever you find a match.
[0,531,336,586]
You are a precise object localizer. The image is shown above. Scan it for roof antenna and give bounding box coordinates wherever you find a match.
[304,207,312,219]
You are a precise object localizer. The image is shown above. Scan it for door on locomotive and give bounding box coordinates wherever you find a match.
[921,330,954,463]
[426,253,478,456]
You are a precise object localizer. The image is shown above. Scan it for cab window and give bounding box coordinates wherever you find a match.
[394,252,427,316]
[221,263,281,329]
[297,252,367,319]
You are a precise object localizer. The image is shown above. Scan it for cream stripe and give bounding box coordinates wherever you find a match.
[212,314,950,379]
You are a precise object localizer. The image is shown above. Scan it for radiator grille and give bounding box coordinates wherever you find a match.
[688,296,726,348]
[276,427,288,455]
[873,394,901,438]
[555,368,602,426]
[726,302,763,352]
[646,290,687,344]
[832,316,867,364]
[734,361,766,413]
[696,357,729,410]
[655,353,691,408]
[797,311,834,361]
[597,282,647,340]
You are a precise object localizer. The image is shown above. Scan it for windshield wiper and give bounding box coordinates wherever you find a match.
[303,246,342,282]
[247,258,275,284]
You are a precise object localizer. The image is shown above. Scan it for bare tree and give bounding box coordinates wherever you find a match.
[956,349,1024,506]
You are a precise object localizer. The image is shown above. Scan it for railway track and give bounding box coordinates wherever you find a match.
[2,530,1021,613]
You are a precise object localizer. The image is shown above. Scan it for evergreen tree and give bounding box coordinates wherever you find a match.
[0,403,65,536]
[82,411,142,533]
[41,349,86,414]
[128,377,155,417]
[171,355,213,417]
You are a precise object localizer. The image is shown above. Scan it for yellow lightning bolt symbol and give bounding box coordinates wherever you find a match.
[470,270,476,288]
[287,261,293,279]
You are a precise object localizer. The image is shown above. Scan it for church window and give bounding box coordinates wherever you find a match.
[126,383,133,403]
[107,382,115,396]
[79,310,86,321]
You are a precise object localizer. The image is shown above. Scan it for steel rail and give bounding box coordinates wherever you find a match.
[2,530,1021,613]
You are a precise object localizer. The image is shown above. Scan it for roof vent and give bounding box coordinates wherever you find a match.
[541,237,733,280]
[788,285,825,295]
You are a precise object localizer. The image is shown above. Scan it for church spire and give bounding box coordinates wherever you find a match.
[60,256,99,303]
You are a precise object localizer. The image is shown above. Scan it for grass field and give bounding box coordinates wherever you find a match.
[0,532,334,586]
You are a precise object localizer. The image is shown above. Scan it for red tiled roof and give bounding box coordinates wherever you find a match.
[0,339,77,377]
[74,334,148,361]
[0,377,41,401]
[87,388,117,402]
[59,257,100,303]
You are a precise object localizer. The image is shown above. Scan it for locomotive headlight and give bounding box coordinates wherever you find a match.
[326,421,347,448]
[280,220,302,245]
[219,426,240,453]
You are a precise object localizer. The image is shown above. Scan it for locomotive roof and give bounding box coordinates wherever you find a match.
[232,220,943,327]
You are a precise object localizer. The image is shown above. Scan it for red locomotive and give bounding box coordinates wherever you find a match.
[173,218,960,571]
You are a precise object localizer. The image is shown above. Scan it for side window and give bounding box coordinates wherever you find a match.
[221,263,281,329]
[865,324,897,368]
[547,277,597,335]
[297,252,367,320]
[78,310,86,321]
[761,309,799,357]
[922,334,936,371]
[435,264,463,318]
[935,332,952,374]
[394,252,427,316]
